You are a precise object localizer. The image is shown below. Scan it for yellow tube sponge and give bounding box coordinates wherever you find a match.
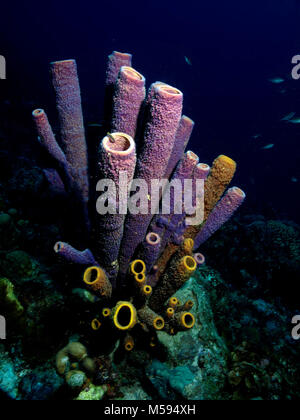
[102,308,111,318]
[141,284,152,297]
[135,273,146,287]
[203,155,237,219]
[149,255,196,311]
[174,256,197,288]
[112,301,137,330]
[130,259,146,276]
[148,243,178,288]
[185,154,236,239]
[137,305,165,331]
[124,333,135,351]
[168,297,180,308]
[175,311,195,330]
[91,318,101,330]
[182,238,194,255]
[149,238,194,289]
[83,266,112,298]
[166,307,175,319]
[183,300,194,311]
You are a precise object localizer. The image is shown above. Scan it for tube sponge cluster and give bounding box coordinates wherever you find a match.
[33,50,245,354]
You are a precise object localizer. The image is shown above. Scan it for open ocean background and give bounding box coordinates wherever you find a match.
[1,0,300,222]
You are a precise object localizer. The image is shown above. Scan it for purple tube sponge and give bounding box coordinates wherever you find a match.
[193,186,246,249]
[32,109,74,191]
[170,151,200,214]
[50,60,89,219]
[96,132,136,284]
[193,252,205,266]
[159,151,199,250]
[105,51,132,86]
[182,162,211,226]
[104,52,133,131]
[118,83,183,280]
[194,163,210,180]
[54,242,98,265]
[136,232,161,274]
[165,115,195,179]
[32,109,68,168]
[43,169,66,195]
[111,66,146,138]
[190,163,210,209]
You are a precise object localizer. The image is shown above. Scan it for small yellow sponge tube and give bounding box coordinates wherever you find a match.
[124,334,135,351]
[83,266,112,298]
[130,259,146,276]
[149,255,197,312]
[175,311,195,330]
[168,297,180,308]
[138,306,165,331]
[175,255,197,288]
[112,301,137,330]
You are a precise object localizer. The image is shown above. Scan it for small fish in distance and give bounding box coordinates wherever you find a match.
[268,77,285,84]
[287,117,300,124]
[87,122,103,127]
[184,56,192,66]
[281,112,296,121]
[262,144,274,150]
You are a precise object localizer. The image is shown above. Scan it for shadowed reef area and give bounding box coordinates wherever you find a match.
[0,51,299,400]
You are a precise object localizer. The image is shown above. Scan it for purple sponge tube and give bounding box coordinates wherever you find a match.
[193,186,246,249]
[32,109,67,167]
[50,60,89,214]
[136,232,162,274]
[43,169,66,195]
[32,109,73,190]
[96,132,136,284]
[111,66,146,138]
[54,241,98,265]
[159,151,199,250]
[193,163,210,181]
[118,83,183,280]
[165,115,195,179]
[104,52,133,131]
[105,51,132,86]
[193,252,205,266]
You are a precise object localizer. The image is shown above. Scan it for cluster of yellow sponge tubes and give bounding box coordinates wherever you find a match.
[82,239,197,352]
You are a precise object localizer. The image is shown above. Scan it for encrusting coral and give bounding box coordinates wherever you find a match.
[0,277,24,320]
[56,341,96,389]
[32,50,246,359]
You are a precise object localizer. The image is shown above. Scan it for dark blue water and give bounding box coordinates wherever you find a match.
[1,1,300,402]
[1,0,300,221]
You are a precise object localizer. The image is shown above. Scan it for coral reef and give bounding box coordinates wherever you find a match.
[9,51,300,402]
[200,215,300,303]
[0,277,24,320]
[146,276,228,400]
[29,50,245,365]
